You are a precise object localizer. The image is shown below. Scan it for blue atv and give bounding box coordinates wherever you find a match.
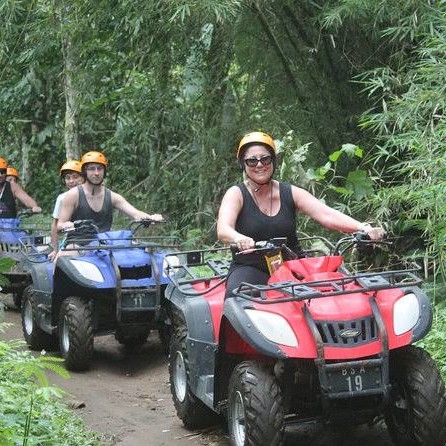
[20,219,179,371]
[0,211,48,308]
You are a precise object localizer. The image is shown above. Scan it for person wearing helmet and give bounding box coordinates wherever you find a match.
[217,131,385,298]
[57,150,163,246]
[0,157,41,217]
[6,167,19,183]
[48,160,84,261]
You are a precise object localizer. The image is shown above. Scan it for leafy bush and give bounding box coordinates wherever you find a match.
[0,322,99,446]
[416,305,446,381]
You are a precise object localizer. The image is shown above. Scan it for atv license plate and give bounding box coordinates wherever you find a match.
[327,364,381,394]
[121,292,156,309]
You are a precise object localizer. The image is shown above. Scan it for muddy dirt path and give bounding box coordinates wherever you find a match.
[1,296,394,446]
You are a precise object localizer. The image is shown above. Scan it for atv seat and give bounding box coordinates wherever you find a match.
[270,255,344,284]
[98,230,133,246]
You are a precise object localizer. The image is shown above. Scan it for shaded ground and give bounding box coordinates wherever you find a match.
[1,295,394,446]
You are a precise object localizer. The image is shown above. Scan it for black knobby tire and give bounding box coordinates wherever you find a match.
[168,315,217,429]
[115,330,149,352]
[21,285,56,350]
[158,316,172,356]
[385,345,446,446]
[13,291,23,309]
[59,297,94,371]
[228,361,284,446]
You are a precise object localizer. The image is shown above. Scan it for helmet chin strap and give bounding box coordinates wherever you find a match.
[86,178,103,193]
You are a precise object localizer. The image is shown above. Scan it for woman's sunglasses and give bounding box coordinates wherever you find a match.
[244,155,273,167]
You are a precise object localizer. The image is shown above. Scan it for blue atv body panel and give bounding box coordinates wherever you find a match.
[25,228,174,337]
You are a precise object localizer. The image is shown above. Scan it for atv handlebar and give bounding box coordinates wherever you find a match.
[129,218,166,232]
[230,237,288,254]
[229,233,391,259]
[333,232,392,256]
[17,209,42,218]
[60,219,99,234]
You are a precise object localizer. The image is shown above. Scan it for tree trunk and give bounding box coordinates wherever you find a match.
[63,34,80,161]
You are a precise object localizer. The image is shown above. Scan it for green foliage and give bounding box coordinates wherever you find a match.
[346,3,446,285]
[417,305,446,380]
[0,325,99,445]
[0,258,15,287]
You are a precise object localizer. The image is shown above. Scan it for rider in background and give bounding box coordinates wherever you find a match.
[217,131,385,298]
[48,160,84,261]
[0,157,42,217]
[57,150,163,246]
[6,167,19,183]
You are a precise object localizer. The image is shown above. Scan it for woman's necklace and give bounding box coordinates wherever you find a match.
[249,180,273,216]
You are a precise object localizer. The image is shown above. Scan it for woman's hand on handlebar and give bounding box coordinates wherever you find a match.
[358,223,386,241]
[233,235,255,253]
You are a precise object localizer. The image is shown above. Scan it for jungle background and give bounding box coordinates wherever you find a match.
[1,0,446,292]
[2,1,446,443]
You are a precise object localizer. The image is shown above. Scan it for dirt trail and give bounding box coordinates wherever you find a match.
[1,295,394,446]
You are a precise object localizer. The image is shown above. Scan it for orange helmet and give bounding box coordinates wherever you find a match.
[6,167,19,178]
[0,157,7,169]
[80,150,108,167]
[236,131,276,159]
[60,160,82,176]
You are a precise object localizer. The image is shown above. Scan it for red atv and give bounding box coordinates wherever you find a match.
[164,234,446,446]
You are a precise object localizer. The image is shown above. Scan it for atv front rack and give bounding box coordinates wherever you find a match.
[234,266,422,303]
[58,235,179,252]
[3,234,51,261]
[164,247,232,296]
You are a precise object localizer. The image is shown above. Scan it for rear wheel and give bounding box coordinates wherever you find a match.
[169,316,217,429]
[115,329,149,351]
[59,297,94,371]
[385,345,446,446]
[228,361,284,446]
[21,285,56,350]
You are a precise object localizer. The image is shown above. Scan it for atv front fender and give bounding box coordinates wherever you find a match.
[223,298,288,359]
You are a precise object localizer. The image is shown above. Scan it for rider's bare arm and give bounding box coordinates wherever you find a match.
[10,181,41,212]
[291,186,385,240]
[57,187,78,231]
[111,192,163,221]
[217,186,255,250]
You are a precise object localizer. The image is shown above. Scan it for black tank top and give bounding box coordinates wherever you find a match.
[0,181,17,218]
[236,182,298,251]
[66,185,113,244]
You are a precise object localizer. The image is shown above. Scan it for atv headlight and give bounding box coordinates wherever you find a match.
[393,293,420,335]
[70,259,104,283]
[245,309,298,347]
[163,255,180,276]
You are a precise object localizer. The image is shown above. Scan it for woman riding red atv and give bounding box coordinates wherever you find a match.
[217,131,385,298]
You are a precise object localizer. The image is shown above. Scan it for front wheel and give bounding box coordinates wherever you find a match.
[385,345,446,446]
[169,319,217,429]
[228,361,284,446]
[13,291,23,309]
[59,297,94,371]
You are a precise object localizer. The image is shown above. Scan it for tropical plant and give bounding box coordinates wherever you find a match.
[0,324,99,445]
